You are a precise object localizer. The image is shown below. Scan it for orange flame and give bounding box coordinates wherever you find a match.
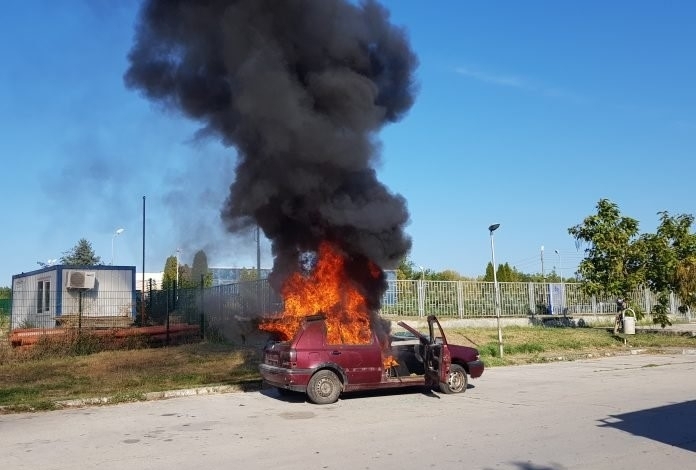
[260,241,378,344]
[383,355,399,369]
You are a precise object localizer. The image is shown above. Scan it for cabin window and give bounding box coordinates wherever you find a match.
[37,280,50,313]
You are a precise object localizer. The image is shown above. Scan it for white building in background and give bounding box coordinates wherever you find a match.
[209,267,271,286]
[11,265,136,330]
[136,272,165,290]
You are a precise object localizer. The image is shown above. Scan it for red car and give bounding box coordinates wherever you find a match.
[260,314,484,404]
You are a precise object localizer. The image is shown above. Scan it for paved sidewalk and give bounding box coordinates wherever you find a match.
[636,320,696,335]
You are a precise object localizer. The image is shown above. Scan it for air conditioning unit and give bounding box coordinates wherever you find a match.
[67,271,96,289]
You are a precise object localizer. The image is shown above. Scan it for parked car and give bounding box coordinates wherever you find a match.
[260,314,484,404]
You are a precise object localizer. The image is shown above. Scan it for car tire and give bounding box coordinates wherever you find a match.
[307,370,342,404]
[439,364,468,394]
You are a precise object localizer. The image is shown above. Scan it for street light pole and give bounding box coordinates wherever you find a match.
[489,224,503,358]
[111,228,124,265]
[554,249,562,281]
[540,245,545,281]
[176,248,180,288]
[417,265,425,318]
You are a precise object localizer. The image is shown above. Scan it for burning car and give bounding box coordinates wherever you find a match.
[260,313,484,404]
[124,2,442,406]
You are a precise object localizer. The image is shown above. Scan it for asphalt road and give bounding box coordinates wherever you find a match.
[2,353,696,470]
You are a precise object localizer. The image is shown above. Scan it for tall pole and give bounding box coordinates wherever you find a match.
[540,245,545,281]
[256,225,261,279]
[142,196,146,324]
[417,265,425,318]
[541,245,547,314]
[175,248,180,288]
[256,225,261,311]
[555,249,561,281]
[489,224,503,358]
[111,228,124,265]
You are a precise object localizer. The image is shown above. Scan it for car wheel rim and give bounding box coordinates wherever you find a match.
[448,371,465,392]
[315,378,333,398]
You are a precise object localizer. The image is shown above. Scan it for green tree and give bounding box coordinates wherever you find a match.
[191,250,213,287]
[178,264,194,288]
[239,268,260,281]
[162,256,178,290]
[638,211,696,326]
[60,238,102,265]
[568,199,644,305]
[498,263,514,282]
[431,269,466,281]
[483,262,494,282]
[396,256,418,280]
[0,286,10,298]
[483,262,525,282]
[676,256,696,315]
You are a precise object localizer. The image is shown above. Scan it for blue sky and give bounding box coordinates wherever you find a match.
[2,1,695,287]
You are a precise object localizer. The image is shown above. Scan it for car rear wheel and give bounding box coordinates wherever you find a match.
[439,364,468,394]
[307,370,341,404]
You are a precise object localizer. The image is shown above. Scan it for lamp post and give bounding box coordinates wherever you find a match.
[417,265,425,317]
[488,224,503,358]
[554,249,561,281]
[540,245,545,281]
[175,248,181,288]
[111,228,124,265]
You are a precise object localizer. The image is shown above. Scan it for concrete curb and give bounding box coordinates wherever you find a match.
[54,385,244,409]
[537,347,696,363]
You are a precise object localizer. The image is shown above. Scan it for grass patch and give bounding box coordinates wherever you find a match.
[445,325,696,365]
[1,323,695,413]
[0,341,260,412]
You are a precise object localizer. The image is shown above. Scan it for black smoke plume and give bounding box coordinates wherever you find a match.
[125,0,418,307]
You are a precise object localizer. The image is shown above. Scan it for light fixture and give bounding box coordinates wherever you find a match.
[112,228,125,265]
[488,223,503,358]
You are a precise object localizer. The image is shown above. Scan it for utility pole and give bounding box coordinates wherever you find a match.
[540,245,545,281]
[256,225,261,279]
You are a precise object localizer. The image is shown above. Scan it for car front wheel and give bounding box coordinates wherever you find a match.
[439,364,468,394]
[307,370,341,404]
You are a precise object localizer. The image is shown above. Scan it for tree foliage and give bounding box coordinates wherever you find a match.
[60,239,102,266]
[162,255,178,290]
[396,255,474,281]
[676,255,696,313]
[396,256,418,280]
[191,250,213,287]
[162,250,213,289]
[568,199,643,300]
[483,262,542,282]
[637,212,696,325]
[570,200,696,326]
[239,268,261,281]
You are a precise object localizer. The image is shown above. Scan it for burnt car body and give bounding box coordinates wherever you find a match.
[259,314,484,404]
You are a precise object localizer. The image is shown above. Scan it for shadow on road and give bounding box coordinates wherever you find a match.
[598,399,696,452]
[259,383,477,404]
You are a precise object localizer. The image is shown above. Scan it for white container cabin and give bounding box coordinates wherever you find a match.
[11,265,136,330]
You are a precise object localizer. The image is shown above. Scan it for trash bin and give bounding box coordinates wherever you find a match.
[623,309,636,335]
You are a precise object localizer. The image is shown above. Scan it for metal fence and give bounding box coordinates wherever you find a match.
[6,279,689,335]
[0,298,10,317]
[379,280,687,320]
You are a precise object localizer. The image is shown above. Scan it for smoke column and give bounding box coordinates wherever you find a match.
[125,0,418,306]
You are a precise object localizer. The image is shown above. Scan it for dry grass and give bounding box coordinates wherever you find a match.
[0,341,261,413]
[1,321,695,413]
